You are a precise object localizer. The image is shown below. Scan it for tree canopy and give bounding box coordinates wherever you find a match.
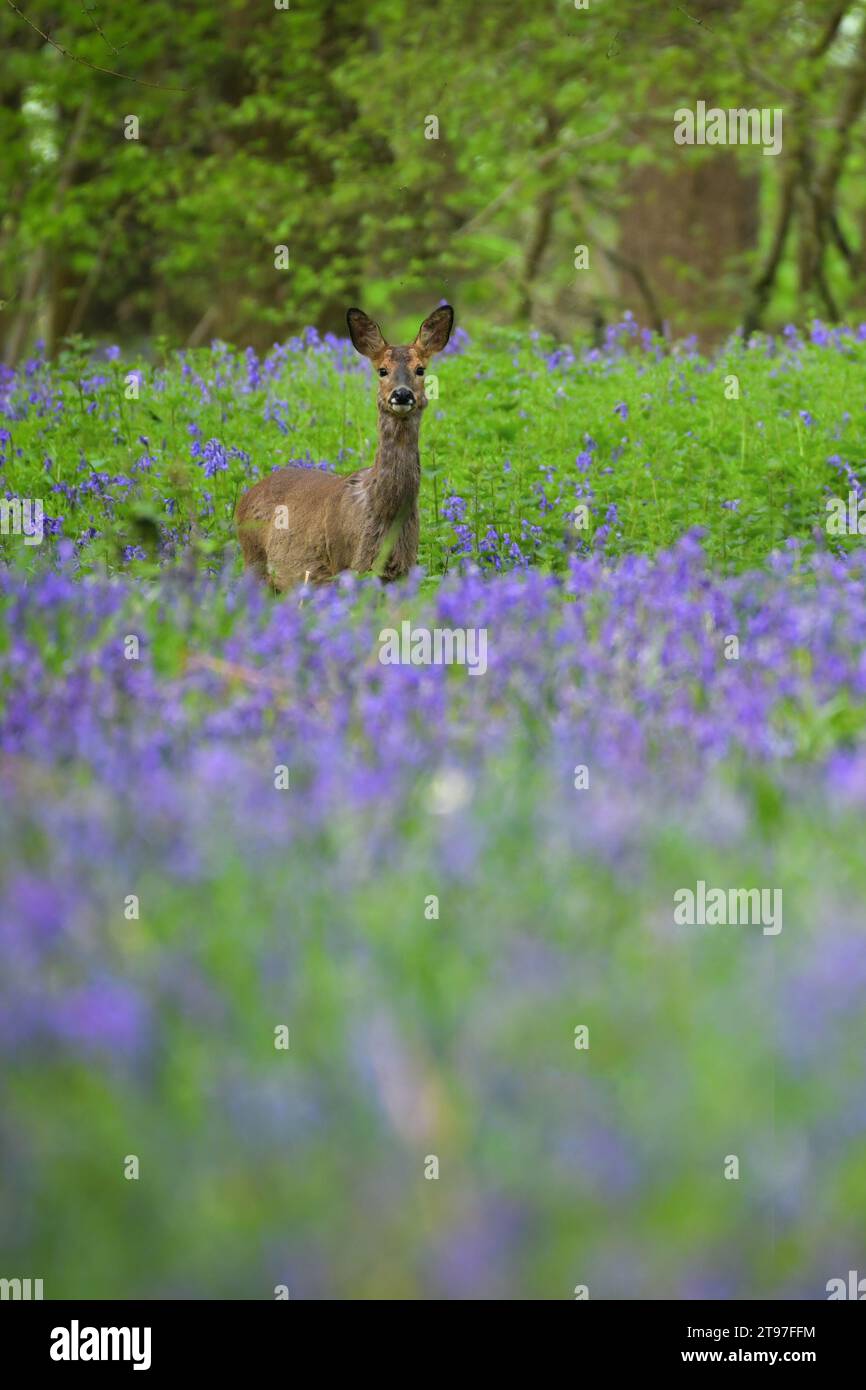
[2,0,865,358]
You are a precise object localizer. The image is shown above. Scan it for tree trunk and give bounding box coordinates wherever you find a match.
[616,0,760,345]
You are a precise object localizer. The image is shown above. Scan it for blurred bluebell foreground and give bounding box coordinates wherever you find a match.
[2,539,865,1298]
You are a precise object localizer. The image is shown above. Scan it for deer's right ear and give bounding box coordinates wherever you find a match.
[347,308,386,359]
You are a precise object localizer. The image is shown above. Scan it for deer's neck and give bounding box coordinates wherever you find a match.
[368,407,422,516]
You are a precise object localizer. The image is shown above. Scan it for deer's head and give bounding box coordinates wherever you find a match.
[347,305,454,417]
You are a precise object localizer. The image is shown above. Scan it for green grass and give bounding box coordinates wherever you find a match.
[2,324,865,580]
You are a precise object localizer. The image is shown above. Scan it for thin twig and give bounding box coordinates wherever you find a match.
[453,123,620,242]
[676,5,712,30]
[80,1,123,55]
[6,0,188,91]
[187,653,293,694]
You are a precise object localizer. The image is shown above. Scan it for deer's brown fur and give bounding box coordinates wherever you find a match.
[236,305,453,589]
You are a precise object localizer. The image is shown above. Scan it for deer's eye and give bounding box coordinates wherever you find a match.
[378,367,388,377]
[415,366,425,375]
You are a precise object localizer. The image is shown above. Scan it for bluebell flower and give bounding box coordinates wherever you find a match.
[202,439,228,477]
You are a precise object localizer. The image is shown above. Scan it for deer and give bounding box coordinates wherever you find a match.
[236,304,454,590]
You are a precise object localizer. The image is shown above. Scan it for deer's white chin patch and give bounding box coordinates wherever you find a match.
[388,403,414,416]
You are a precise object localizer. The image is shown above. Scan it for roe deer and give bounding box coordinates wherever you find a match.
[236,304,453,589]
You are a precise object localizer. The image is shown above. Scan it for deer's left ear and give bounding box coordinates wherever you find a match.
[414,304,454,356]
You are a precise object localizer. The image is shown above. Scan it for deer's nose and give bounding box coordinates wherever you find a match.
[389,387,415,408]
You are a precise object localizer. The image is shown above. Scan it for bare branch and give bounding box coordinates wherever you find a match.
[6,0,188,91]
[186,653,293,695]
[741,167,796,340]
[810,3,850,60]
[453,123,620,242]
[80,1,124,56]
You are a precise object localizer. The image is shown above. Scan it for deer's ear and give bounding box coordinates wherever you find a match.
[347,308,386,359]
[414,304,454,356]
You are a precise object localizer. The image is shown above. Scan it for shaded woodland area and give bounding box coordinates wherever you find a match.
[2,0,866,359]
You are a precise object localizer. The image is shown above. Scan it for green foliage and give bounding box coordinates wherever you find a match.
[2,0,865,352]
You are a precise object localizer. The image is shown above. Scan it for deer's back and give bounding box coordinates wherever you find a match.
[237,466,347,523]
[236,466,359,587]
[236,464,418,589]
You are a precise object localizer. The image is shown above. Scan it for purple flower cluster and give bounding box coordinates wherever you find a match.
[2,533,866,1297]
[3,534,866,858]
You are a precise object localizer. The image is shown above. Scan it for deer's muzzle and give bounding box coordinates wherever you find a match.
[388,387,416,414]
